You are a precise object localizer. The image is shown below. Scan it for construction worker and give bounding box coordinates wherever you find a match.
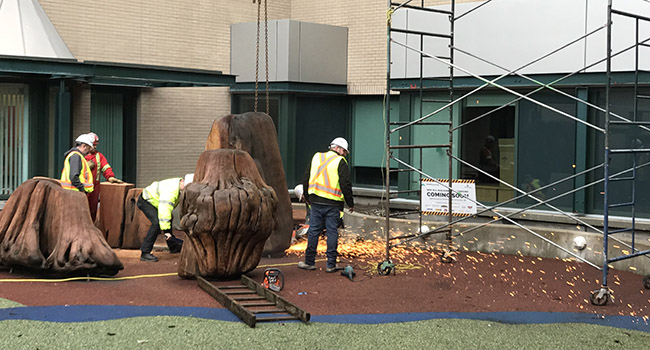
[298,137,354,272]
[84,132,123,221]
[137,174,194,262]
[60,134,95,194]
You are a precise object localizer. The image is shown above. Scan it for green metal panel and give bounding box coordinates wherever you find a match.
[351,97,398,168]
[406,92,461,190]
[90,91,123,180]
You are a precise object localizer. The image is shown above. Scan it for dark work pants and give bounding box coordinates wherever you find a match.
[304,203,341,269]
[137,194,161,254]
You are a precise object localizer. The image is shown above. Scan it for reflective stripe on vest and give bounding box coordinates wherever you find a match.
[308,151,345,201]
[60,151,94,192]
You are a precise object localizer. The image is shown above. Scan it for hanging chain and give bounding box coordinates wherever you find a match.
[254,0,261,112]
[264,0,269,115]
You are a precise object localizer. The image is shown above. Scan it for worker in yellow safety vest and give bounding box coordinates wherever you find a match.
[60,134,95,193]
[297,137,354,273]
[137,174,194,262]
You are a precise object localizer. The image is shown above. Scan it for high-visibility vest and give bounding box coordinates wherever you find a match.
[60,150,94,192]
[307,151,346,202]
[142,178,182,231]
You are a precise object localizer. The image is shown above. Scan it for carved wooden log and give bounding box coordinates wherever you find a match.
[178,149,277,279]
[0,178,123,276]
[121,188,150,249]
[205,112,292,257]
[95,182,135,248]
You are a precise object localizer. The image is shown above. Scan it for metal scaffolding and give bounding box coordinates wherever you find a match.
[383,0,650,304]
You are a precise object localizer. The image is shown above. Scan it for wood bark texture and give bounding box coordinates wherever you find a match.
[95,182,135,248]
[0,178,123,275]
[178,149,277,279]
[205,112,292,257]
[121,188,150,249]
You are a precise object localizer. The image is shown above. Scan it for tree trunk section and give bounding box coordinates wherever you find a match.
[205,112,292,257]
[0,178,123,276]
[178,149,277,279]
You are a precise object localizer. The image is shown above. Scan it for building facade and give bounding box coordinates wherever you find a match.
[2,0,649,222]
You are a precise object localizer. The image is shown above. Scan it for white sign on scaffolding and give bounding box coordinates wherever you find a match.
[420,179,477,217]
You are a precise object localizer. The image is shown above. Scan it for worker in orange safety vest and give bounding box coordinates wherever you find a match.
[60,134,95,194]
[84,132,123,221]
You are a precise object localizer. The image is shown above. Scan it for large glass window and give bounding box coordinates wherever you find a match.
[517,91,576,211]
[460,105,515,202]
[587,87,650,218]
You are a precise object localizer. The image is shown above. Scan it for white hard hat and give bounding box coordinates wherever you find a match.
[330,137,349,153]
[75,134,94,147]
[294,184,304,201]
[184,173,194,185]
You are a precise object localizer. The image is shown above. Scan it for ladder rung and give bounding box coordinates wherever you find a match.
[608,201,634,209]
[637,95,650,99]
[610,120,650,125]
[389,168,415,173]
[223,290,258,295]
[389,144,450,150]
[218,285,250,289]
[240,302,275,307]
[608,227,634,235]
[233,296,267,301]
[423,56,451,60]
[256,315,300,322]
[390,28,452,40]
[609,176,634,181]
[390,2,453,16]
[252,308,286,314]
[389,121,451,125]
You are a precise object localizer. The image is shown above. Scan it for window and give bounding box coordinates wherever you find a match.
[460,106,515,202]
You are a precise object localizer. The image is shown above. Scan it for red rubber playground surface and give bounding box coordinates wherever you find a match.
[0,241,648,323]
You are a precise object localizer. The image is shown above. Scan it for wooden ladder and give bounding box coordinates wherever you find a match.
[198,275,310,328]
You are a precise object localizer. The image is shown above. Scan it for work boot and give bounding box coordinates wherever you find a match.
[326,265,342,273]
[297,261,316,270]
[140,253,158,262]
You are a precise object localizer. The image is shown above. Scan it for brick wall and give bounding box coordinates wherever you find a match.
[71,83,91,142]
[137,87,231,186]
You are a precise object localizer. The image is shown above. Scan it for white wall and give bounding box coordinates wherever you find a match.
[390,0,650,79]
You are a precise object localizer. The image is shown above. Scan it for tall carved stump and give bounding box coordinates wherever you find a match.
[178,149,277,279]
[205,112,292,257]
[0,178,123,276]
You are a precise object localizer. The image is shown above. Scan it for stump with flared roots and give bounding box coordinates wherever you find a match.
[178,149,277,279]
[205,112,292,257]
[0,178,123,276]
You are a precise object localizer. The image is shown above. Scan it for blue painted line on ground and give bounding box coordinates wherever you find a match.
[0,305,647,332]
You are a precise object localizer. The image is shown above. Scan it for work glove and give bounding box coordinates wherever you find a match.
[87,160,96,170]
[108,177,123,184]
[162,229,172,240]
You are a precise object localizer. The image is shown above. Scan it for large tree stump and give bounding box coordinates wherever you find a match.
[95,182,135,248]
[121,188,150,249]
[0,178,123,276]
[178,149,277,279]
[205,112,292,257]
